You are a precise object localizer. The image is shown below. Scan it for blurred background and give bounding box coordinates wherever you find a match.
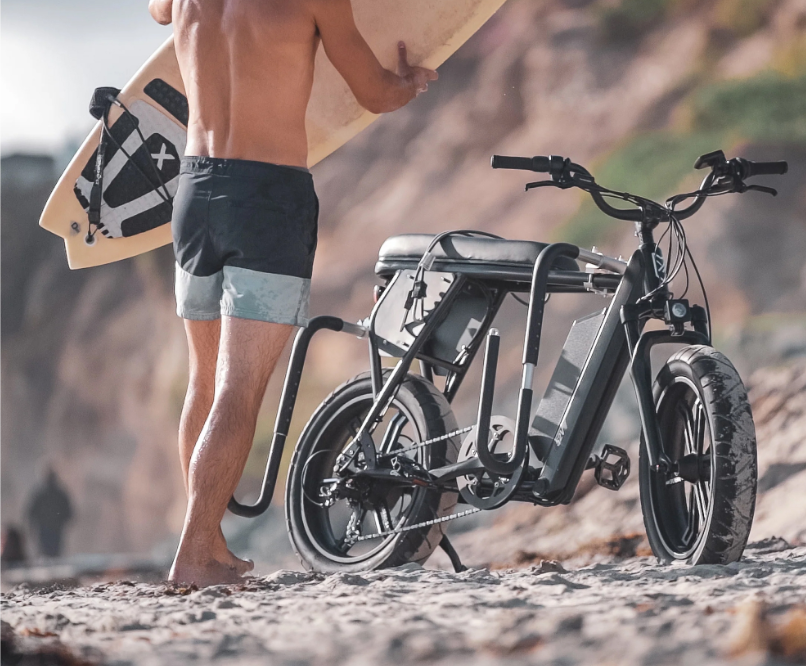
[2,0,805,582]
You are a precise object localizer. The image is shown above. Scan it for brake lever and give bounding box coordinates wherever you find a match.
[742,183,778,197]
[525,180,574,191]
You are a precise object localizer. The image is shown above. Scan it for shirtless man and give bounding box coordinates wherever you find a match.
[147,0,437,587]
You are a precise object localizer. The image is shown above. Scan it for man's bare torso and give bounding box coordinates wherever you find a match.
[173,0,318,168]
[154,0,437,169]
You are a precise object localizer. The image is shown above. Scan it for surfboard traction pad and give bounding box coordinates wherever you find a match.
[74,79,188,239]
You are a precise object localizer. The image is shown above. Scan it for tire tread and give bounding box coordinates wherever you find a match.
[640,345,757,565]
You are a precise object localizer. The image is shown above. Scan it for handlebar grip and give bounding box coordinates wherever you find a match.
[741,159,788,177]
[491,155,551,172]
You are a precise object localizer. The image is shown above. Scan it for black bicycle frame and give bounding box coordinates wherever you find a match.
[230,226,710,516]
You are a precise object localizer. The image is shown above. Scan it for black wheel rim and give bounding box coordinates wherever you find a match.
[299,393,433,565]
[649,377,715,559]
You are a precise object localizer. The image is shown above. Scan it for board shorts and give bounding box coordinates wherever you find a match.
[172,156,318,326]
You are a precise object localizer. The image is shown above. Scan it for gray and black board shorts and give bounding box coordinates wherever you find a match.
[172,156,317,326]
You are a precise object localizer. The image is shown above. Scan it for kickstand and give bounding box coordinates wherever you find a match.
[439,535,467,573]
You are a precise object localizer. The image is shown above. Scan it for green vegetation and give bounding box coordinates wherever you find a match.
[691,73,806,143]
[556,71,806,247]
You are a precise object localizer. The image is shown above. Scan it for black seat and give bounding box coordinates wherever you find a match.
[374,233,579,280]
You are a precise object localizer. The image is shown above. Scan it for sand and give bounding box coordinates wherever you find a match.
[3,541,805,665]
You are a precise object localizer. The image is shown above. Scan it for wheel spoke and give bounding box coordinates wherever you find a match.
[682,486,699,545]
[693,400,706,455]
[701,455,712,488]
[692,482,708,525]
[680,401,696,455]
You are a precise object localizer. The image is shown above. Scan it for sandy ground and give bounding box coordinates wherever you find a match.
[3,362,803,665]
[3,541,805,666]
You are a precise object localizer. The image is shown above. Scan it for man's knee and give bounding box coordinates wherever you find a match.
[210,381,264,423]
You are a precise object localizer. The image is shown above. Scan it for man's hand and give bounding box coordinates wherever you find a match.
[397,42,438,96]
[149,0,173,25]
[314,0,438,114]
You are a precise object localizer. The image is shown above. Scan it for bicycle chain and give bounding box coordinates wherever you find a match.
[349,425,480,543]
[386,425,474,457]
[354,506,480,542]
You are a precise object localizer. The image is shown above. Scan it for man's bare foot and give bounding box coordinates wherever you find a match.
[224,549,254,575]
[169,558,245,588]
[214,528,254,575]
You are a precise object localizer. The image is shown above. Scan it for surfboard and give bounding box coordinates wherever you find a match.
[40,0,510,269]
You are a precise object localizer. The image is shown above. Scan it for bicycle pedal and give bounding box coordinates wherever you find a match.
[594,445,631,491]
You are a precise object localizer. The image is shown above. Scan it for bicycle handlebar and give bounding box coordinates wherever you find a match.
[491,155,548,171]
[492,152,788,224]
[492,153,644,221]
[491,154,585,175]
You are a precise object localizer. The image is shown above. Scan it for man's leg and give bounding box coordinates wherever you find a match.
[178,319,220,490]
[178,320,253,574]
[170,316,292,586]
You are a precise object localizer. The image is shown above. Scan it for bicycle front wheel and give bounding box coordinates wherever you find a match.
[639,346,757,564]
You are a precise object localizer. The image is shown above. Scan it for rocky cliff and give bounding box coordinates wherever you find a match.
[2,0,805,557]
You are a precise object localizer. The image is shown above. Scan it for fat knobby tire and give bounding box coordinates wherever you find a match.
[285,371,459,573]
[639,345,758,565]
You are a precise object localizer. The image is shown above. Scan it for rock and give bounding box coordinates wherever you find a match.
[394,562,424,572]
[531,560,568,575]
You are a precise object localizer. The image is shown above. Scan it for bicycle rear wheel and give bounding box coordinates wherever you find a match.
[285,371,460,573]
[639,346,757,564]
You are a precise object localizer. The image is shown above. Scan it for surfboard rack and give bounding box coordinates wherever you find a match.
[227,316,368,518]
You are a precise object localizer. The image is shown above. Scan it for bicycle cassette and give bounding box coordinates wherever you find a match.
[456,416,528,510]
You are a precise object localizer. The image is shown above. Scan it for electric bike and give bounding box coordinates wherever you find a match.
[229,149,787,572]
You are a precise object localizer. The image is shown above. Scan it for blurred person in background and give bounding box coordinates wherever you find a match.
[27,468,74,558]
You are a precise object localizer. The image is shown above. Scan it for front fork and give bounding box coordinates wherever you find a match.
[621,301,710,473]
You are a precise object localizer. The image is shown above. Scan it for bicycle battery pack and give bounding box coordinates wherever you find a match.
[532,252,644,504]
[530,309,606,461]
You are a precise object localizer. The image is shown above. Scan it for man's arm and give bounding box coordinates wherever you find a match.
[149,0,173,25]
[313,0,437,114]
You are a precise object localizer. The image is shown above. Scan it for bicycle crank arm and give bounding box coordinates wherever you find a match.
[430,456,486,483]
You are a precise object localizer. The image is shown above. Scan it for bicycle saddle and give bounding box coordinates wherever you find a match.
[374,233,580,279]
